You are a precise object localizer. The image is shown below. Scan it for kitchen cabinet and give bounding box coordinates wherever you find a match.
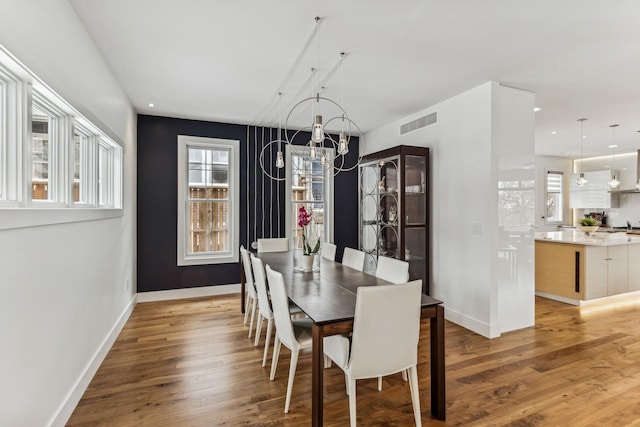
[359,145,430,294]
[584,245,628,298]
[535,241,584,300]
[535,234,639,304]
[569,170,619,208]
[628,245,640,291]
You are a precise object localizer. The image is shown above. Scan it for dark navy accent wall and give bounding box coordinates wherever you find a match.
[137,114,359,292]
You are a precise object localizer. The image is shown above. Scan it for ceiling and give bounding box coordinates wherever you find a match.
[69,0,640,159]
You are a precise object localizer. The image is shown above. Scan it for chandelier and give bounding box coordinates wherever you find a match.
[259,17,362,180]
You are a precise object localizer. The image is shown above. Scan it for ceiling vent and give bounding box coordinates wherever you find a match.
[400,112,437,135]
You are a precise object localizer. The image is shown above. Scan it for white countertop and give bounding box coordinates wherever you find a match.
[535,230,640,246]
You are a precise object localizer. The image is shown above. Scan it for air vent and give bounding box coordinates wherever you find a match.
[400,112,437,135]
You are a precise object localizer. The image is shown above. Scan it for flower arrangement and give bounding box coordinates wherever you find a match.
[298,206,320,255]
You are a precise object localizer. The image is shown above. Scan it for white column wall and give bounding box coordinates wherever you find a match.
[363,81,535,338]
[0,1,136,427]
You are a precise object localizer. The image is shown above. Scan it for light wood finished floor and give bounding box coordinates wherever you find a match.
[67,294,640,426]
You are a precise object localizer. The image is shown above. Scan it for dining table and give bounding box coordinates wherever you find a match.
[240,250,445,426]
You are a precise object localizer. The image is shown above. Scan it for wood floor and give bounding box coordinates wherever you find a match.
[67,294,640,426]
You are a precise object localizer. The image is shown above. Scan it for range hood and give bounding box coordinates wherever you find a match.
[618,149,640,193]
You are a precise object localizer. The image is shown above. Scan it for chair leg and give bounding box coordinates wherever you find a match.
[284,349,300,413]
[243,294,251,325]
[254,313,263,346]
[270,336,281,380]
[408,365,422,427]
[345,373,349,395]
[324,355,332,368]
[262,319,273,367]
[248,298,257,339]
[402,369,408,382]
[378,376,383,391]
[348,377,357,427]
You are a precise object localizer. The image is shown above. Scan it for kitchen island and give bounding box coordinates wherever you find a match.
[535,230,640,305]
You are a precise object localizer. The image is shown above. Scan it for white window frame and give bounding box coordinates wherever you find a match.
[177,135,239,265]
[0,44,124,230]
[285,145,334,244]
[546,170,564,224]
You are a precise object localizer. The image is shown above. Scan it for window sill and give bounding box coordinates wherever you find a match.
[0,207,123,230]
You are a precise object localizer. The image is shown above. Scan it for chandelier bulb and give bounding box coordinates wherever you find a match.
[636,179,640,190]
[320,149,327,165]
[309,140,317,159]
[338,131,349,155]
[275,151,284,169]
[311,115,324,143]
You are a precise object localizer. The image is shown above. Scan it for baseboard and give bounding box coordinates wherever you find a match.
[535,291,580,306]
[50,293,137,427]
[136,283,241,302]
[445,307,500,339]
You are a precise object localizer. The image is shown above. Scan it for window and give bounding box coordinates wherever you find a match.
[177,135,239,265]
[546,171,564,223]
[0,44,124,230]
[31,102,53,201]
[285,145,334,247]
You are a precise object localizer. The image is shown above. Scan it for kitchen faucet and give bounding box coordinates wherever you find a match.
[627,220,632,230]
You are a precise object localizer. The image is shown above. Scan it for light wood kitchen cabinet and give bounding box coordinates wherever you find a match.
[535,241,585,300]
[536,239,636,303]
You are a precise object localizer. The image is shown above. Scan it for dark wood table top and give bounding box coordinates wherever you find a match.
[257,251,443,325]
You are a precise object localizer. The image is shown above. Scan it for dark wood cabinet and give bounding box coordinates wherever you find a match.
[359,145,430,294]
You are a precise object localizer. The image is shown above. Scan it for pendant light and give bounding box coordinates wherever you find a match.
[636,131,640,190]
[275,93,285,169]
[576,118,588,186]
[608,124,620,188]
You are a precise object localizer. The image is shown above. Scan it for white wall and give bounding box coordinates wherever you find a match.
[0,1,136,426]
[363,82,535,338]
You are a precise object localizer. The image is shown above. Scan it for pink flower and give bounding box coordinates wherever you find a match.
[298,206,312,228]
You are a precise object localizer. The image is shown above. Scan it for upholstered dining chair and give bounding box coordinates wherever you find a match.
[250,253,304,368]
[250,253,277,367]
[240,245,258,338]
[374,255,411,389]
[342,247,366,271]
[265,264,314,414]
[321,242,337,261]
[375,256,410,284]
[323,280,423,427]
[257,237,290,253]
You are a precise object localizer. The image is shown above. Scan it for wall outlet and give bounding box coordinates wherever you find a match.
[125,277,130,290]
[471,222,482,235]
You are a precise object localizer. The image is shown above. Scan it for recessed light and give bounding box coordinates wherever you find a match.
[608,144,618,148]
[551,131,557,135]
[533,107,541,112]
[148,103,155,107]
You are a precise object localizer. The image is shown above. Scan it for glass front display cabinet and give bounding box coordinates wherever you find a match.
[359,145,430,294]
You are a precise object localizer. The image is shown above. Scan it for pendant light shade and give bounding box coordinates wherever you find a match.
[576,118,588,186]
[608,124,620,188]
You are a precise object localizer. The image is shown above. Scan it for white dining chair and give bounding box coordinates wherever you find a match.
[323,279,423,427]
[342,247,365,271]
[374,255,411,389]
[240,246,258,338]
[376,255,410,284]
[265,264,314,414]
[250,253,277,367]
[257,238,290,253]
[321,242,337,261]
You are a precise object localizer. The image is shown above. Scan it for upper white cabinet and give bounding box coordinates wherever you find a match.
[569,170,619,208]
